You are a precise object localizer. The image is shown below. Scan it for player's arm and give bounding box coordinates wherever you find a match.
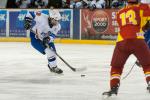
[51,24,61,35]
[24,12,35,30]
[42,25,60,49]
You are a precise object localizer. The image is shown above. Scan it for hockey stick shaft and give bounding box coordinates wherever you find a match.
[45,43,86,72]
[55,52,76,71]
[55,52,86,72]
[122,36,150,80]
[122,62,136,80]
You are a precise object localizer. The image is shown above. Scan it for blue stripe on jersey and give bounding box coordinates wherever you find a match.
[48,57,56,62]
[29,12,35,19]
[49,33,56,38]
[24,17,32,20]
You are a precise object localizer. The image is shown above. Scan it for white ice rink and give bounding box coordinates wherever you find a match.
[0,42,150,100]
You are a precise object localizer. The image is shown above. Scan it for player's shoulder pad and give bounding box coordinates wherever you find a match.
[42,13,49,18]
[139,3,149,10]
[117,6,126,14]
[49,32,56,38]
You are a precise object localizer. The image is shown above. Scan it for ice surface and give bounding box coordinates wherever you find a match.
[0,42,149,100]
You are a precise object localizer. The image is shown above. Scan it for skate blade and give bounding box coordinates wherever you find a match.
[102,94,117,100]
[147,86,150,93]
[147,89,150,93]
[49,71,64,76]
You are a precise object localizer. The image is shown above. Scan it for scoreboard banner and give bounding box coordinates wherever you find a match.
[81,9,119,40]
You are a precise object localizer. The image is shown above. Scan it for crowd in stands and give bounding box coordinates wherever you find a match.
[1,0,150,9]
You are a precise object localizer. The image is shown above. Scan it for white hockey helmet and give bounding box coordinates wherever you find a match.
[49,9,61,21]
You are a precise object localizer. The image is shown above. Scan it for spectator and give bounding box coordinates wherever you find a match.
[48,0,62,8]
[15,0,31,8]
[0,0,7,8]
[82,0,90,8]
[28,0,37,8]
[6,0,18,8]
[34,0,49,8]
[66,0,71,5]
[111,0,119,8]
[111,0,125,8]
[118,0,126,8]
[141,0,150,4]
[89,0,106,10]
[70,0,83,8]
[62,0,70,8]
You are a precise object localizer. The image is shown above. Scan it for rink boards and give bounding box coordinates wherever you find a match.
[0,37,116,45]
[0,9,119,45]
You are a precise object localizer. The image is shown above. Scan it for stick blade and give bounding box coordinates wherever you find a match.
[74,67,87,72]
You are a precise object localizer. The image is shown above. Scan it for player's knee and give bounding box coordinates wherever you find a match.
[111,66,124,75]
[31,41,45,55]
[143,66,150,72]
[45,48,56,58]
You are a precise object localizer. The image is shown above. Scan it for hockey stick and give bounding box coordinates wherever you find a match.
[45,44,87,72]
[122,62,136,80]
[122,34,150,80]
[55,52,87,72]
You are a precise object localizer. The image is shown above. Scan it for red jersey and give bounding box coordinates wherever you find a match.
[117,3,149,42]
[142,4,150,25]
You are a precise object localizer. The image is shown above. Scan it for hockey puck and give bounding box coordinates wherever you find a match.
[81,74,85,77]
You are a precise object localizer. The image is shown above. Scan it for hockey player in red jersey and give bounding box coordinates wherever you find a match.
[102,0,150,97]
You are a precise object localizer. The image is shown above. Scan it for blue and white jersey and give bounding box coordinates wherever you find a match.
[25,11,61,41]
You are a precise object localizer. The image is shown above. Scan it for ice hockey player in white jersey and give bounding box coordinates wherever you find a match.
[24,10,63,74]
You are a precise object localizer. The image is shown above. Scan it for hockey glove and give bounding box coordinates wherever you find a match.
[43,37,50,48]
[142,20,150,32]
[48,17,53,28]
[24,17,32,30]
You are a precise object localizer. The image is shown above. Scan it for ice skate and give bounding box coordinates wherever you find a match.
[102,86,118,99]
[135,60,142,67]
[48,65,63,74]
[147,83,150,93]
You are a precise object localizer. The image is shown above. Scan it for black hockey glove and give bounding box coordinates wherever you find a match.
[143,20,150,32]
[43,37,50,48]
[24,17,32,30]
[48,17,53,28]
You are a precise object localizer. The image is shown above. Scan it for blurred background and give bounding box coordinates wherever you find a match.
[0,0,149,43]
[1,0,127,9]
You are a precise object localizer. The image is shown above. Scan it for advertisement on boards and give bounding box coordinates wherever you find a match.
[8,9,72,38]
[58,9,72,38]
[0,10,7,37]
[9,10,27,37]
[81,9,119,40]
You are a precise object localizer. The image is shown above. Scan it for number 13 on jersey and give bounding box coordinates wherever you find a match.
[119,10,138,26]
